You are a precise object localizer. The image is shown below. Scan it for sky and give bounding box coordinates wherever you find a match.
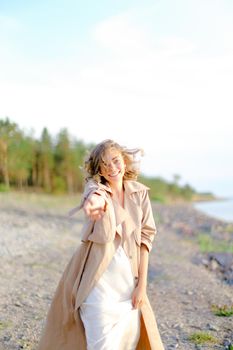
[0,0,233,197]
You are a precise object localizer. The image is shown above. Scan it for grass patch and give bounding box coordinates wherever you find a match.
[0,320,13,330]
[188,331,219,345]
[211,304,233,317]
[197,233,233,253]
[0,184,10,192]
[225,224,233,233]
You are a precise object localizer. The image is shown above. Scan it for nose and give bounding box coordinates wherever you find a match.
[107,162,115,171]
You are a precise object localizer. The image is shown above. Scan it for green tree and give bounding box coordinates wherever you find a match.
[0,117,20,188]
[38,128,54,192]
[54,129,76,193]
[8,132,34,189]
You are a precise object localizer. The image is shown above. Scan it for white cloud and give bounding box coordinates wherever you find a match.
[156,35,197,55]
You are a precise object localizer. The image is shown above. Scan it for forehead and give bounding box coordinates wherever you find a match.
[101,147,122,162]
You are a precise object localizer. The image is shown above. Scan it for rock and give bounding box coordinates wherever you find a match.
[201,258,209,266]
[206,323,219,331]
[174,222,193,236]
[223,338,233,348]
[224,271,233,285]
[197,224,212,233]
[3,335,11,341]
[208,253,233,269]
[207,253,233,284]
[172,323,183,330]
[209,259,220,271]
[185,290,193,295]
[195,345,202,350]
[14,302,23,307]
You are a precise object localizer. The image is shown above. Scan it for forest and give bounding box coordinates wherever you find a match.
[0,117,211,203]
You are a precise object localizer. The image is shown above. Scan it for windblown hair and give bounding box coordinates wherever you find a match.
[84,139,144,183]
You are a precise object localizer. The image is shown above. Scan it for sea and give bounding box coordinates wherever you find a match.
[193,198,233,223]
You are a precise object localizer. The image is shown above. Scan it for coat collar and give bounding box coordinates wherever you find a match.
[68,180,149,217]
[98,179,150,196]
[110,180,150,239]
[123,180,150,195]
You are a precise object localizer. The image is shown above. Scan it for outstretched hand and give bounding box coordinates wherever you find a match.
[83,194,106,221]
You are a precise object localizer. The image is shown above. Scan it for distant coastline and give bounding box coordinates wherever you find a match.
[191,193,233,203]
[193,197,233,223]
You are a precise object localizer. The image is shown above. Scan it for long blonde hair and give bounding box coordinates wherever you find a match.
[84,139,143,183]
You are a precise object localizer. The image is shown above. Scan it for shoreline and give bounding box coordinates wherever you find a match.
[191,199,233,224]
[192,196,233,202]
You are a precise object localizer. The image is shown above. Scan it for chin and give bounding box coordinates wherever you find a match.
[108,173,123,183]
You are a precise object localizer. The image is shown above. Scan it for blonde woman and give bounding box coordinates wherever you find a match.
[37,139,164,350]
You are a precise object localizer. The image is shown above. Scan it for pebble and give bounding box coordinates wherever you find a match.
[206,323,219,331]
[3,335,11,341]
[195,345,202,350]
[224,339,233,347]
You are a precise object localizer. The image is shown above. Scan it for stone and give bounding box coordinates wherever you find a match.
[206,323,219,331]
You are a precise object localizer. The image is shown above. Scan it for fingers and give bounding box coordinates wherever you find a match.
[84,204,104,216]
[83,199,105,221]
[88,209,105,221]
[133,299,142,309]
[132,296,143,309]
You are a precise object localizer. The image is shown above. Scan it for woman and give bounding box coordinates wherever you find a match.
[37,140,164,350]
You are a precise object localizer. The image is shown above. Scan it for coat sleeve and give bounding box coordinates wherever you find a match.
[140,189,157,252]
[81,179,109,206]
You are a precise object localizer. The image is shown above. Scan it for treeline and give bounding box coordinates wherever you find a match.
[138,174,196,202]
[0,117,198,202]
[0,117,90,193]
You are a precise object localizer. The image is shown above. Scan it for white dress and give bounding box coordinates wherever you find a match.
[79,244,141,350]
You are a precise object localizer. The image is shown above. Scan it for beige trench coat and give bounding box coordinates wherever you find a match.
[37,180,164,350]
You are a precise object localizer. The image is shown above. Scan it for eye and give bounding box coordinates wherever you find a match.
[101,161,107,169]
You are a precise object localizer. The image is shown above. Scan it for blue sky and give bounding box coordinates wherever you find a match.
[0,0,233,197]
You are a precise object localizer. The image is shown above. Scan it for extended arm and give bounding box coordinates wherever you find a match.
[83,193,106,221]
[132,189,157,309]
[132,244,149,309]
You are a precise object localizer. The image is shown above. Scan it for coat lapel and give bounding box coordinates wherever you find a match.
[123,180,149,237]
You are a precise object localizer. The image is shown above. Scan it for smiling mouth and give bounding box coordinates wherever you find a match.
[108,170,121,177]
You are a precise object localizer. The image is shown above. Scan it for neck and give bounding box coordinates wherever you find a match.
[110,182,123,195]
[110,182,124,207]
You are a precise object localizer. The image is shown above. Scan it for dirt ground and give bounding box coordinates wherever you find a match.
[0,192,232,350]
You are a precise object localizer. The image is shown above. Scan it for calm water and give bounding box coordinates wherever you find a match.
[194,198,233,223]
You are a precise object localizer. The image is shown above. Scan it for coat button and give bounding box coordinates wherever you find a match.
[129,255,132,259]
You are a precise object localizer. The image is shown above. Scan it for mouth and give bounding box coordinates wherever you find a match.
[108,170,121,178]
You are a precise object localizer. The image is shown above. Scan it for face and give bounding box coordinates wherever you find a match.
[99,148,126,186]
